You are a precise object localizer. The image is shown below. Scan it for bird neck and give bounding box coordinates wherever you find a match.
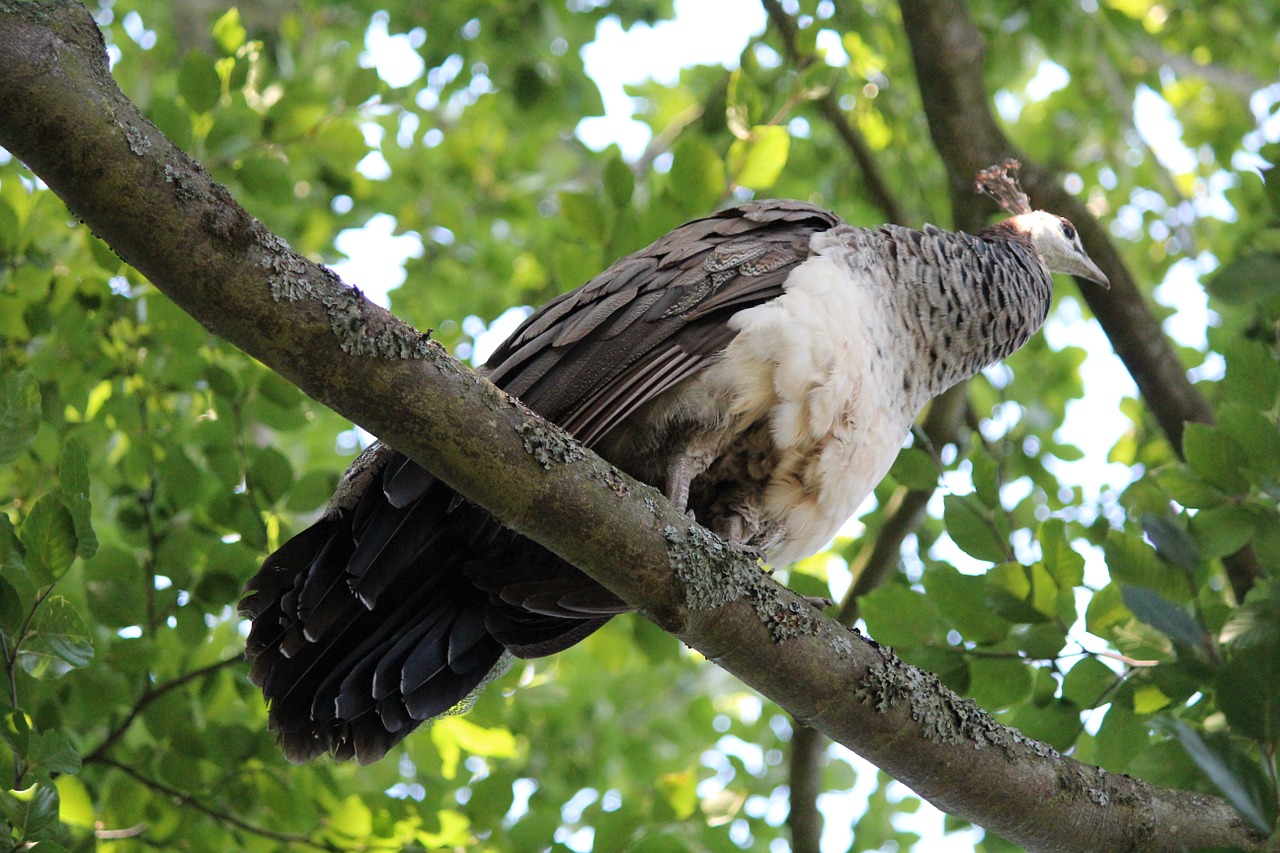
[863,224,1055,410]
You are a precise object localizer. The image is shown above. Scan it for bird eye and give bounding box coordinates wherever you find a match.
[1060,220,1076,241]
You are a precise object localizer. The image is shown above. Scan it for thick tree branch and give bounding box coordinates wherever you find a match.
[897,0,1262,600]
[0,3,1263,850]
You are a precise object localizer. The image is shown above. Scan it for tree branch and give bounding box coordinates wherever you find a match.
[786,723,826,853]
[0,3,1263,850]
[896,0,1262,600]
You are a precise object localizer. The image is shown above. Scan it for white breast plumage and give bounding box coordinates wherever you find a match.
[699,233,920,564]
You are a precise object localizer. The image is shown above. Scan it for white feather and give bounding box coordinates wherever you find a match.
[699,235,923,565]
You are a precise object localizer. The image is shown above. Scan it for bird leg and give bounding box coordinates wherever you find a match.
[665,453,695,516]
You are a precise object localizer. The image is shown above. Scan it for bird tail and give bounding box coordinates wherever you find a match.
[241,450,618,763]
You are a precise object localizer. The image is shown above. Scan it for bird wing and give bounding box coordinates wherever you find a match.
[379,198,843,612]
[484,198,844,444]
[355,199,843,624]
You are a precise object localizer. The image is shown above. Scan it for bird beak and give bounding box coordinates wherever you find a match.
[1076,256,1109,289]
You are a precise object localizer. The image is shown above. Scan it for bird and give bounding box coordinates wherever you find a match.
[241,162,1109,764]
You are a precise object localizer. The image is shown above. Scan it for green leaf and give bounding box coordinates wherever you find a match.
[1038,519,1084,590]
[1155,465,1225,509]
[418,809,471,848]
[1204,252,1280,305]
[986,562,1054,623]
[0,575,23,634]
[84,546,145,628]
[860,585,936,648]
[212,7,247,55]
[1217,403,1280,479]
[28,596,93,669]
[3,783,60,841]
[434,715,518,760]
[1085,582,1129,637]
[325,794,373,840]
[29,730,80,776]
[924,565,1011,644]
[603,154,633,209]
[655,769,698,819]
[205,363,241,399]
[1062,657,1119,709]
[1094,704,1149,773]
[1222,340,1280,410]
[54,776,94,829]
[1188,504,1257,559]
[237,155,294,205]
[246,445,294,504]
[727,125,790,190]
[0,370,40,466]
[1216,643,1280,743]
[58,438,97,560]
[552,241,600,290]
[969,449,1000,508]
[889,446,939,491]
[668,137,725,214]
[256,369,303,408]
[1182,423,1249,494]
[313,120,368,172]
[967,657,1032,710]
[1158,720,1272,833]
[20,495,77,584]
[1104,530,1182,600]
[943,494,1008,563]
[1120,585,1207,651]
[1009,699,1082,751]
[285,469,340,512]
[559,190,607,239]
[179,51,221,114]
[1016,622,1069,660]
[1140,514,1198,573]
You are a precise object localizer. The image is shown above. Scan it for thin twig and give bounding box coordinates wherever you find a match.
[94,756,342,851]
[760,0,907,226]
[4,584,59,787]
[83,656,241,765]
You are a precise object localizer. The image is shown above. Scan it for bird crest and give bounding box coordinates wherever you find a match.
[975,159,1032,216]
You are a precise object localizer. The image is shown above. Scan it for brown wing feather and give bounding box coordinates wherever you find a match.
[487,199,842,440]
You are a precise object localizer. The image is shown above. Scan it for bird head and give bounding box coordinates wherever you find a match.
[1011,211,1110,288]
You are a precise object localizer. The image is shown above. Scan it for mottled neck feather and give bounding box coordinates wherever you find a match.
[843,223,1054,409]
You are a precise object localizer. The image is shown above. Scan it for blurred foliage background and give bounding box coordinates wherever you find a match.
[1,0,1279,850]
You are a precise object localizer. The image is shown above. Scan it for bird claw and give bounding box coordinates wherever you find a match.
[732,542,769,559]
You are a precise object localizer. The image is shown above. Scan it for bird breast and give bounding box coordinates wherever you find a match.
[692,242,921,565]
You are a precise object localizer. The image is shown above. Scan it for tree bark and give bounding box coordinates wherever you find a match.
[0,3,1264,850]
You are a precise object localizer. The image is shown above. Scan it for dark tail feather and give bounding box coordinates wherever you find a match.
[242,452,619,763]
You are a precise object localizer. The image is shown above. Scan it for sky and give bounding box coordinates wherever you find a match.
[335,3,1264,851]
